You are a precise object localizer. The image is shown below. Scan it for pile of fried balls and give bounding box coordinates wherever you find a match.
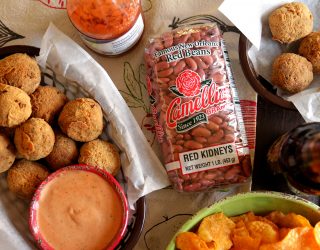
[269,2,320,93]
[0,53,121,199]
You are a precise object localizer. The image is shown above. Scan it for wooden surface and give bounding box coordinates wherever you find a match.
[251,96,311,195]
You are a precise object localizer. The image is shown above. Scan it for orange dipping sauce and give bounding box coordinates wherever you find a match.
[33,167,127,250]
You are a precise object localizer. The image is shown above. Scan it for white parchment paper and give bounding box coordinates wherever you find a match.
[219,0,292,50]
[37,23,170,209]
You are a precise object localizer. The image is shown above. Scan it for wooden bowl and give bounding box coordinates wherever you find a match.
[238,34,296,110]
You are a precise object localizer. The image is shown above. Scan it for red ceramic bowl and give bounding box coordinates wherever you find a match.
[29,164,129,250]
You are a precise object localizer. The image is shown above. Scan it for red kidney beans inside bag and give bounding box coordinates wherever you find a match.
[144,24,252,192]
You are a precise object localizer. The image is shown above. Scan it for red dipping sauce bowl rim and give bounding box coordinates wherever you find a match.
[29,164,129,250]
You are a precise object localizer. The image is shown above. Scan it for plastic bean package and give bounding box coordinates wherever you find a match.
[144,23,252,192]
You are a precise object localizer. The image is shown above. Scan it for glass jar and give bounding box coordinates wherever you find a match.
[268,122,320,201]
[67,0,144,55]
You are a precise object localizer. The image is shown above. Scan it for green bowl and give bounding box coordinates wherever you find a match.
[166,191,320,250]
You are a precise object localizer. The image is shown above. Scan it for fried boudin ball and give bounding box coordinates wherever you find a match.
[78,139,121,176]
[7,159,49,199]
[58,98,103,142]
[0,53,41,94]
[271,53,313,93]
[30,86,68,124]
[269,2,313,43]
[14,118,55,160]
[299,32,320,73]
[0,133,15,173]
[45,132,79,170]
[0,83,32,127]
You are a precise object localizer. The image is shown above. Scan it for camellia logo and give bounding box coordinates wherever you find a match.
[176,69,201,97]
[166,69,231,130]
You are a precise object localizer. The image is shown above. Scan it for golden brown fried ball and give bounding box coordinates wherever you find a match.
[269,2,313,43]
[30,86,68,124]
[14,118,55,160]
[299,32,320,73]
[0,133,15,173]
[271,53,313,93]
[78,139,121,176]
[7,159,49,199]
[45,132,79,170]
[0,53,41,94]
[58,98,103,142]
[0,83,32,127]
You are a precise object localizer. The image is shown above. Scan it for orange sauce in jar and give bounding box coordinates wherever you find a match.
[36,169,125,250]
[67,0,144,55]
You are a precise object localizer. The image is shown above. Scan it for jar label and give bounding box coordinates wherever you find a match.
[82,14,144,55]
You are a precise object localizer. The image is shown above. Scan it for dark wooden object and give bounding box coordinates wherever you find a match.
[252,96,320,204]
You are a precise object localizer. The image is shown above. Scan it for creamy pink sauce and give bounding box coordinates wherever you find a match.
[37,170,123,250]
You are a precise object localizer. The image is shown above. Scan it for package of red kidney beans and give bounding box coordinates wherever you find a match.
[144,23,252,192]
